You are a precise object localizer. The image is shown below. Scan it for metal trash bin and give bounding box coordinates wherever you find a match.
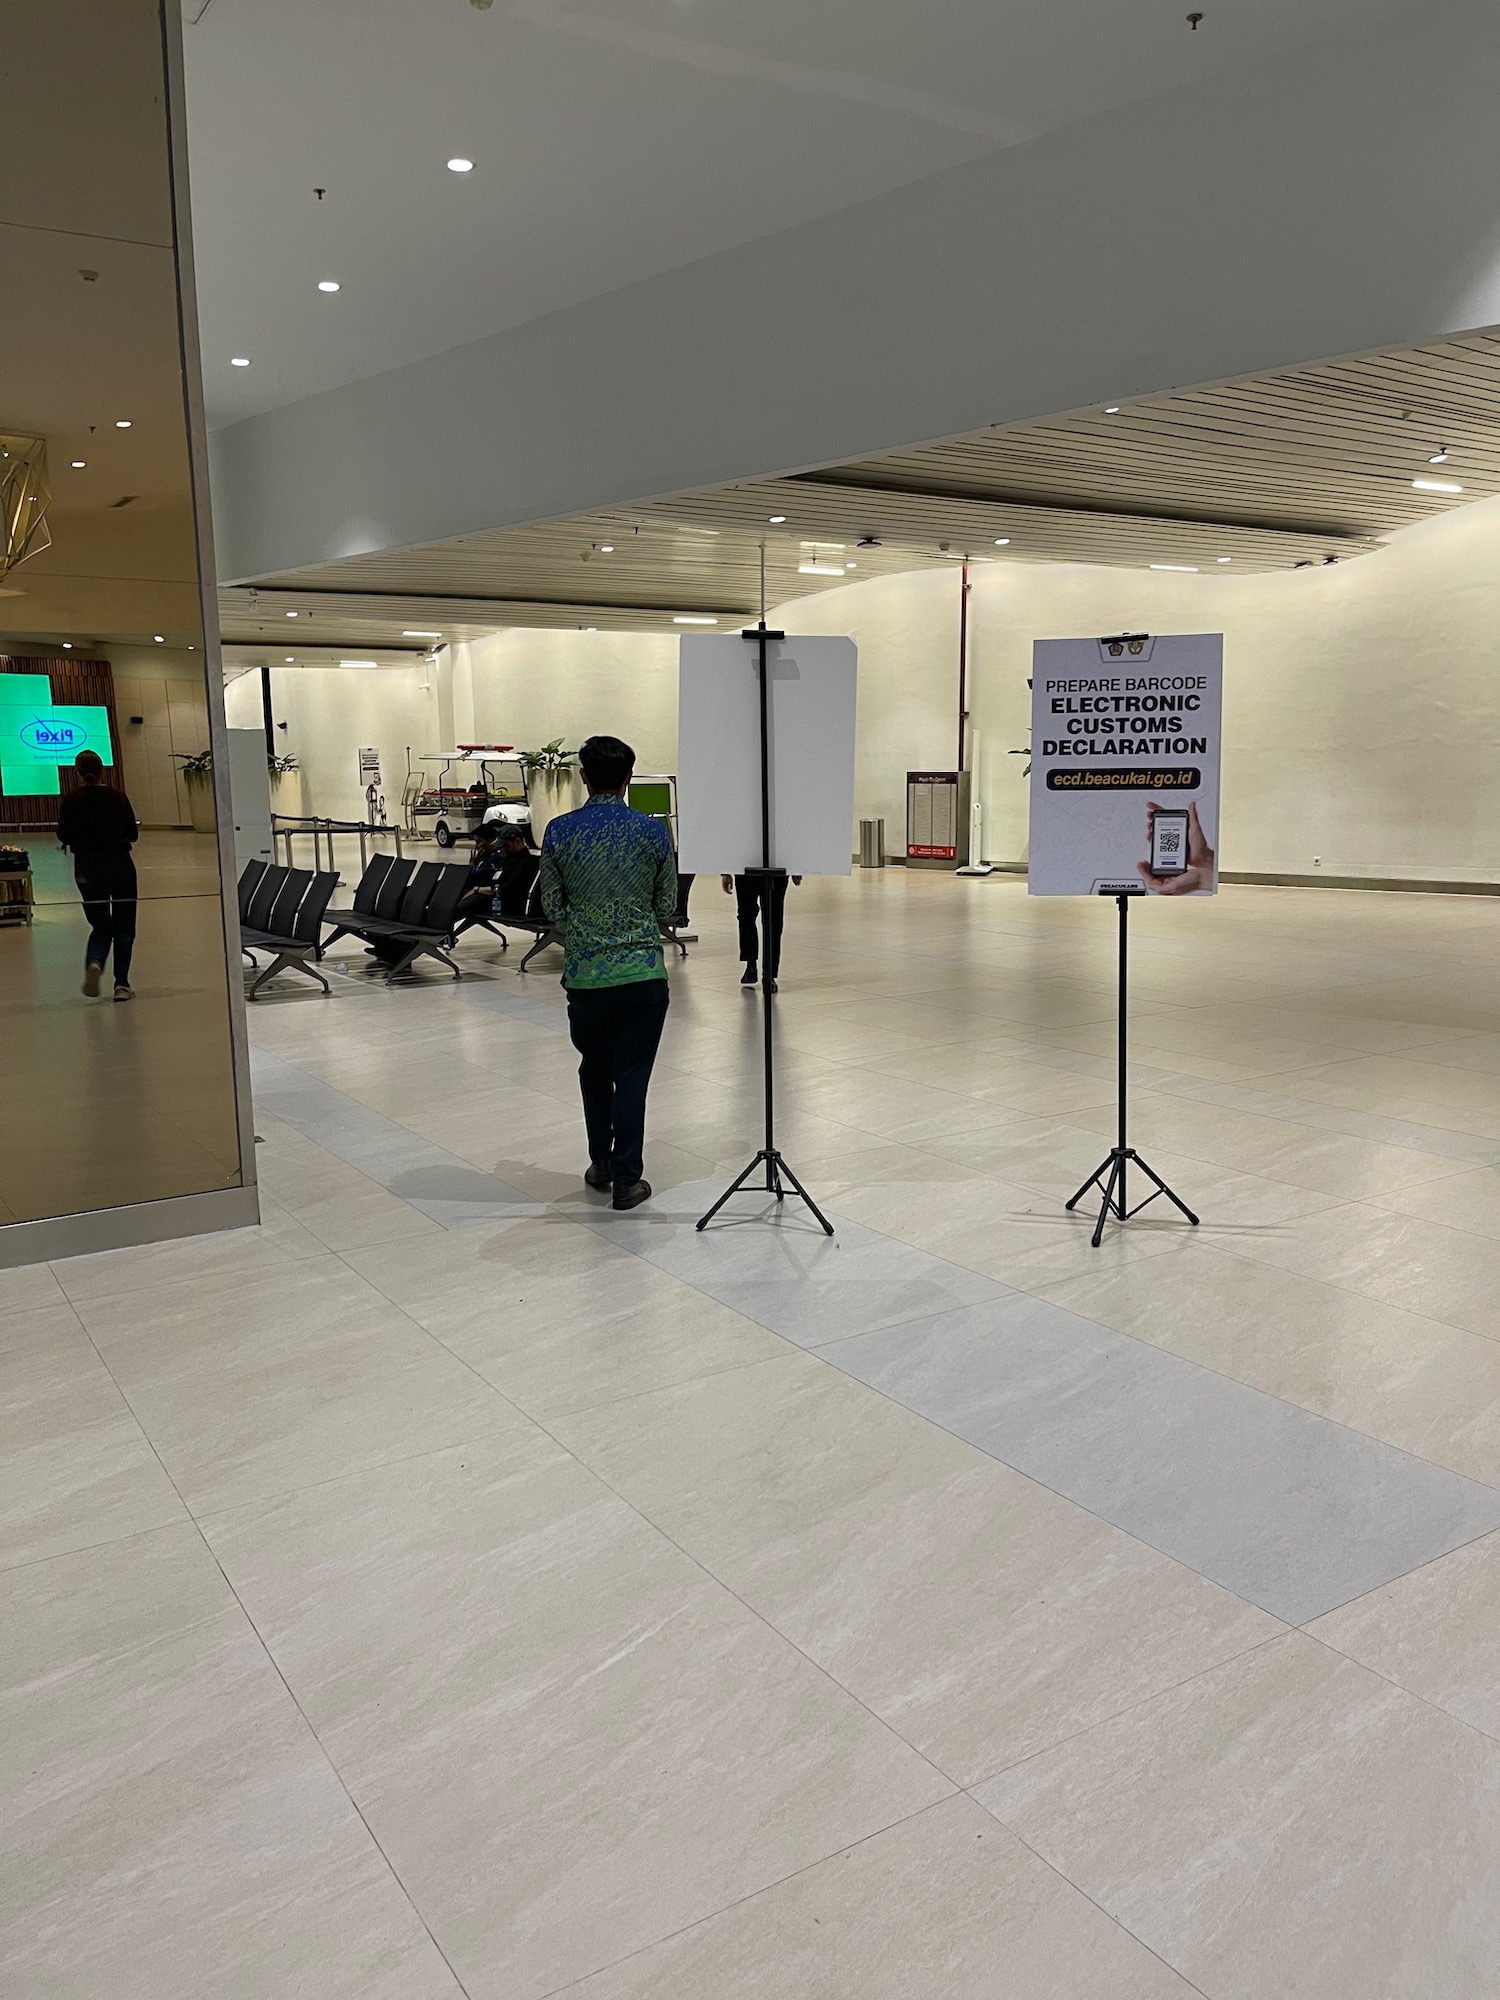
[858,818,885,869]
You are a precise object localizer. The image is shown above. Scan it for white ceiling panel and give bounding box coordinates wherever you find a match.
[184,0,1422,427]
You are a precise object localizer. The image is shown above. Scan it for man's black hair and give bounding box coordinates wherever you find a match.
[74,750,104,780]
[578,734,634,792]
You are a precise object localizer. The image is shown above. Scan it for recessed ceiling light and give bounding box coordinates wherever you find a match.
[231,357,251,368]
[340,659,378,669]
[1413,477,1462,493]
[1150,563,1199,572]
[115,419,131,428]
[583,626,598,632]
[284,655,294,662]
[798,562,846,576]
[63,641,72,649]
[71,460,85,468]
[285,610,298,617]
[673,615,718,625]
[1104,405,1121,414]
[318,280,340,293]
[1429,449,1449,464]
[153,634,164,643]
[1216,555,1232,563]
[768,514,786,524]
[402,630,442,638]
[845,562,857,570]
[599,544,614,553]
[447,158,474,173]
[993,537,1010,547]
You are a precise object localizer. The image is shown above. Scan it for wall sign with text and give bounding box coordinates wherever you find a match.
[1027,633,1222,896]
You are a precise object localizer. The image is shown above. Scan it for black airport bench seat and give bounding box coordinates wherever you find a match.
[238,858,339,998]
[494,909,694,973]
[322,853,475,980]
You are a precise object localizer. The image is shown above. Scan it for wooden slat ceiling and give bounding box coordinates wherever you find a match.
[222,329,1500,645]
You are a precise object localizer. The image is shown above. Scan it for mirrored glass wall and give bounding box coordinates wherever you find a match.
[0,0,249,1249]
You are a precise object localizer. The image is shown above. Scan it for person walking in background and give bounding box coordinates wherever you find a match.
[722,870,800,991]
[56,749,139,1001]
[540,734,676,1210]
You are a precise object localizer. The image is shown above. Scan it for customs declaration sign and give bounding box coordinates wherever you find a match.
[1027,633,1222,897]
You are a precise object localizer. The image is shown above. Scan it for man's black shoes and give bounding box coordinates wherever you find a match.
[612,1179,652,1211]
[740,963,758,986]
[584,1162,611,1192]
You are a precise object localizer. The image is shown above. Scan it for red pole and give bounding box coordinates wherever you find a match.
[957,562,970,770]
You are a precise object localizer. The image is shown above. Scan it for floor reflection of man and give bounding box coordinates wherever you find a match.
[56,749,140,1001]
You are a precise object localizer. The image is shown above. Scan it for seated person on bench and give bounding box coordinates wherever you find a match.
[453,822,504,924]
[494,824,540,917]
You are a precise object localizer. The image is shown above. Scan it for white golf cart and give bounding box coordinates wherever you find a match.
[408,749,531,848]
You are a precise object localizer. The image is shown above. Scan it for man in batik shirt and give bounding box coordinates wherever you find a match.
[539,734,677,1210]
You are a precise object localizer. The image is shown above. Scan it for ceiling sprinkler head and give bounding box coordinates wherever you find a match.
[1187,10,1204,24]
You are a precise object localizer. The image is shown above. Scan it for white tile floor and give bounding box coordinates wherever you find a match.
[10,869,1500,1996]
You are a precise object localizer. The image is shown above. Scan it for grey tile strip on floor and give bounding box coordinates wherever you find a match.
[1155,1074,1500,1161]
[247,1047,1500,1626]
[250,1048,547,1225]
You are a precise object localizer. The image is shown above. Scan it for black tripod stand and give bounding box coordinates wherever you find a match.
[697,624,834,1237]
[1065,891,1199,1247]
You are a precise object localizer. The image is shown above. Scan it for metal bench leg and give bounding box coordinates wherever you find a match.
[383,940,460,982]
[248,952,330,999]
[516,928,559,972]
[383,941,426,981]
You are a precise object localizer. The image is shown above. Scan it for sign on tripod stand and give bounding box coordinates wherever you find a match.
[1028,633,1222,897]
[1026,632,1221,1244]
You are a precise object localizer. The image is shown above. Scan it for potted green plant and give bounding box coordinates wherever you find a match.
[173,747,218,833]
[518,739,577,840]
[267,750,302,816]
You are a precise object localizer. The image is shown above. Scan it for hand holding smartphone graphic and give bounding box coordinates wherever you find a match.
[1139,800,1215,894]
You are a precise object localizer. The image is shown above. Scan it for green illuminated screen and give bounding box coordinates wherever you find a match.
[628,781,672,818]
[0,675,114,797]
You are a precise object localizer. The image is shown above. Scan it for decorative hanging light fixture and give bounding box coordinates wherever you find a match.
[0,434,51,578]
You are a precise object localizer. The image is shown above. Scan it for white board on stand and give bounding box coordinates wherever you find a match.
[225,728,274,876]
[677,633,858,876]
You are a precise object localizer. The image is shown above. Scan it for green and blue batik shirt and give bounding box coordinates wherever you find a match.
[538,793,677,989]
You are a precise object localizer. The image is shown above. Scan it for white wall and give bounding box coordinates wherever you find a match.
[465,629,680,778]
[244,495,1500,883]
[780,493,1500,882]
[223,665,439,823]
[112,644,210,827]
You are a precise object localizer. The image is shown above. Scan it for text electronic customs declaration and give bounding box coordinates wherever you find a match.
[1028,633,1223,896]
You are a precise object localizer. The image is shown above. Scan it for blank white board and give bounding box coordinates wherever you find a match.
[677,633,858,876]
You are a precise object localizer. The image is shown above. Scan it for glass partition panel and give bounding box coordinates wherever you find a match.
[0,0,246,1234]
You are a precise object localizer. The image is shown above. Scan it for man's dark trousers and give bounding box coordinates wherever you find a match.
[567,978,670,1187]
[735,874,787,978]
[75,847,137,983]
